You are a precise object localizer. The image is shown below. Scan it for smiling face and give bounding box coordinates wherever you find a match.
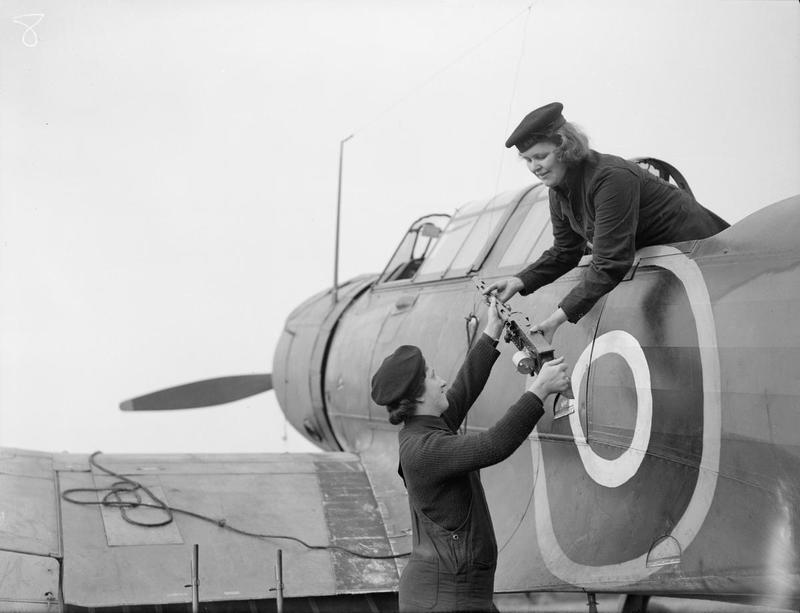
[519,141,568,188]
[416,366,449,415]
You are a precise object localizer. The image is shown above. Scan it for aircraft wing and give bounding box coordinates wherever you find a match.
[0,447,403,611]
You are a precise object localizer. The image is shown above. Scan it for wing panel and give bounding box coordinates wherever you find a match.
[314,457,399,591]
[0,551,60,608]
[58,452,398,608]
[0,449,59,557]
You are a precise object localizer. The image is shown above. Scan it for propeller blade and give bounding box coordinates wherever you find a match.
[120,374,273,411]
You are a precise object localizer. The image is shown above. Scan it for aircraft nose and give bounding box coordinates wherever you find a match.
[274,276,376,452]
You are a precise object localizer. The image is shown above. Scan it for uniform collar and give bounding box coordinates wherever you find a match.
[403,414,449,431]
[553,151,595,200]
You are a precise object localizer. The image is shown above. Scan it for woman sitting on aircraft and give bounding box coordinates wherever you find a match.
[370,297,570,613]
[485,102,729,342]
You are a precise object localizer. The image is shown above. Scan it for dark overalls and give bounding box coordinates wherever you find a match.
[396,334,545,612]
[399,470,498,612]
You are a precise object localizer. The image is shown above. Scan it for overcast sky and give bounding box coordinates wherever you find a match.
[1,0,798,455]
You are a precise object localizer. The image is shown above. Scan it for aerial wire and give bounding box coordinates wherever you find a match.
[467,0,532,390]
[494,2,534,195]
[464,2,532,289]
[348,2,537,140]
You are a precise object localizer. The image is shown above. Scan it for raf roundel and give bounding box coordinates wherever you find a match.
[530,245,722,588]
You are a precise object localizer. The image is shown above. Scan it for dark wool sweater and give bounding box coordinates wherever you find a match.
[398,333,544,530]
[516,150,729,322]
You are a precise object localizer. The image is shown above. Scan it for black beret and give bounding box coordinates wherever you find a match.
[505,102,566,151]
[371,345,426,407]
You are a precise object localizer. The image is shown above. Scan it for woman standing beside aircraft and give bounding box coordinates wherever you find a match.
[370,298,570,613]
[485,102,729,342]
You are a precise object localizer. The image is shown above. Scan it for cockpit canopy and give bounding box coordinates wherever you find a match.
[376,157,695,287]
[378,214,450,283]
[376,185,555,286]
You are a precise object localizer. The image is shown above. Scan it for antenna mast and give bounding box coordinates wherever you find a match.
[333,134,354,303]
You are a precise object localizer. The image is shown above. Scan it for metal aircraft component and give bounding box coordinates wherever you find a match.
[119,374,273,411]
[512,349,536,374]
[272,275,377,452]
[0,448,400,611]
[552,395,576,420]
[3,165,799,610]
[474,275,575,419]
[631,157,695,197]
[314,186,800,608]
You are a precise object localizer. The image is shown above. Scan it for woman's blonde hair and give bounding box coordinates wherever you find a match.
[538,121,590,164]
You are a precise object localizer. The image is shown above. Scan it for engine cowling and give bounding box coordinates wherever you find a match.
[272,275,377,451]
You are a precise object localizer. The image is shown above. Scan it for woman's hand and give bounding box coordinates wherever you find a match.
[527,356,571,399]
[483,296,505,341]
[530,308,568,344]
[482,277,524,303]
